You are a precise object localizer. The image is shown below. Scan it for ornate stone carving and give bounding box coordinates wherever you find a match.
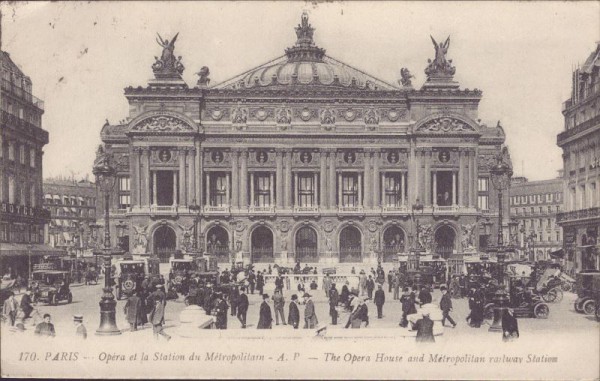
[131,115,194,132]
[364,108,380,126]
[114,154,129,171]
[425,35,456,78]
[250,107,274,122]
[178,223,194,252]
[325,234,333,251]
[323,220,334,233]
[231,107,248,124]
[151,148,178,165]
[417,117,475,133]
[276,107,292,124]
[418,224,433,252]
[195,66,210,88]
[399,68,414,87]
[132,225,149,254]
[235,221,246,232]
[294,107,317,122]
[206,108,230,121]
[367,220,378,232]
[320,109,336,125]
[461,223,476,253]
[279,220,290,232]
[381,108,407,122]
[338,108,362,122]
[280,232,288,251]
[152,33,184,78]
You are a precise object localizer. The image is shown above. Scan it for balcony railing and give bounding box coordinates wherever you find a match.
[249,205,276,214]
[557,207,600,223]
[293,205,319,214]
[1,79,45,110]
[557,114,600,144]
[338,205,364,213]
[381,205,408,214]
[203,205,230,214]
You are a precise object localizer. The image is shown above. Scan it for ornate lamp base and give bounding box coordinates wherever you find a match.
[96,288,121,336]
[488,289,510,332]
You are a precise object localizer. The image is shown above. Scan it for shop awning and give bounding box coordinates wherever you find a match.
[549,248,564,259]
[0,243,66,258]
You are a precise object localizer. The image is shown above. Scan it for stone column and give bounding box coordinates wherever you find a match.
[226,173,231,206]
[231,150,239,209]
[284,150,292,208]
[320,150,328,209]
[363,151,371,208]
[401,172,406,205]
[197,147,203,207]
[130,148,138,206]
[408,143,416,205]
[179,149,186,205]
[424,150,431,206]
[358,173,363,208]
[144,149,151,206]
[372,150,380,208]
[380,172,386,207]
[240,151,248,208]
[458,150,464,207]
[329,150,337,207]
[313,173,318,207]
[452,171,457,206]
[152,171,157,206]
[269,172,274,206]
[294,172,299,207]
[470,150,477,208]
[276,150,283,209]
[189,148,196,205]
[205,173,210,207]
[432,171,437,206]
[250,172,255,207]
[173,171,178,206]
[338,173,343,208]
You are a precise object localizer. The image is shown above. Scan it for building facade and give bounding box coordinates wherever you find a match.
[509,176,563,263]
[557,42,600,272]
[98,14,511,267]
[0,50,56,278]
[43,177,97,254]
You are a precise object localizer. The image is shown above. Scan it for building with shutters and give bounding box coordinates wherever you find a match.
[97,13,511,268]
[0,50,59,278]
[557,42,600,273]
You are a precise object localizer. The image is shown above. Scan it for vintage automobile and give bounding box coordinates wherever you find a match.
[573,271,600,320]
[169,258,196,294]
[31,270,73,305]
[483,275,550,321]
[114,259,148,300]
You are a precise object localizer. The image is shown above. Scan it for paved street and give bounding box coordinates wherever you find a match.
[3,266,598,341]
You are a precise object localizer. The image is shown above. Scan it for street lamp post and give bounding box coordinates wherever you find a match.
[188,199,202,255]
[529,232,538,262]
[93,153,121,336]
[488,152,513,333]
[411,198,424,271]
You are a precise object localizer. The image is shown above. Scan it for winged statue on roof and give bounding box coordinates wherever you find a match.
[425,35,456,77]
[153,32,184,75]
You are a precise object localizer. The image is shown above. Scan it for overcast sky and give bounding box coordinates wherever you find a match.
[1,1,598,181]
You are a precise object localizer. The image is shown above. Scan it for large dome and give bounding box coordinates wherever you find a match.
[213,12,396,91]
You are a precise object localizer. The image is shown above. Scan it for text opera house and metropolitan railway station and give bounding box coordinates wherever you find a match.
[98,13,511,268]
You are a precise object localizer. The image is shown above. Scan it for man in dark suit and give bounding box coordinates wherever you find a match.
[439,286,456,328]
[329,284,339,325]
[415,312,435,343]
[237,287,249,328]
[257,294,272,329]
[418,286,432,306]
[374,284,385,319]
[288,294,300,329]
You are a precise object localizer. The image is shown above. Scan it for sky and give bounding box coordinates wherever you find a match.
[1,1,598,181]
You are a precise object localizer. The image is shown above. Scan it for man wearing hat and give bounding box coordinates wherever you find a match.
[374,284,385,319]
[328,283,339,325]
[288,294,300,329]
[2,292,18,326]
[237,287,249,328]
[439,286,456,328]
[203,283,214,315]
[257,294,272,329]
[415,311,435,343]
[73,314,87,339]
[303,293,318,329]
[272,289,286,325]
[124,290,143,331]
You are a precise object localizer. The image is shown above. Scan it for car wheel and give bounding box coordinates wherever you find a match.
[542,289,557,303]
[68,292,73,304]
[582,300,596,315]
[574,300,584,313]
[561,282,572,292]
[553,288,563,302]
[595,305,600,322]
[51,294,57,306]
[533,303,549,319]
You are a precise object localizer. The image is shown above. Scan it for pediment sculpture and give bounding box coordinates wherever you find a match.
[131,115,194,132]
[320,109,336,125]
[231,107,248,124]
[276,107,292,124]
[153,33,184,78]
[364,108,380,125]
[425,35,456,78]
[417,117,475,133]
